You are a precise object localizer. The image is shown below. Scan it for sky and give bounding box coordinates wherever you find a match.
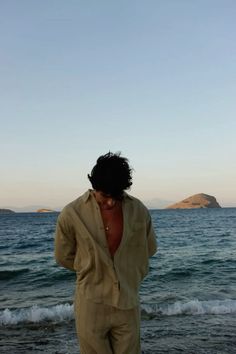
[1,0,236,210]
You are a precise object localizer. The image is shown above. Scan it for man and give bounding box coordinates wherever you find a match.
[55,152,157,354]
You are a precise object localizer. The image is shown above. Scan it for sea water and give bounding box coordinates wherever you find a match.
[0,208,236,353]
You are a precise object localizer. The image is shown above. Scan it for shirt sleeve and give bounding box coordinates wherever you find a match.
[147,214,157,257]
[54,209,76,271]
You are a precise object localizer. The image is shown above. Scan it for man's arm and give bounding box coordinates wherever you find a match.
[54,210,76,271]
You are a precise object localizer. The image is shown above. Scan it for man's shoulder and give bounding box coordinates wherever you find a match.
[60,190,90,216]
[124,193,149,213]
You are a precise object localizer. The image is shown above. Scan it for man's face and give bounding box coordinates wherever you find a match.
[93,191,117,210]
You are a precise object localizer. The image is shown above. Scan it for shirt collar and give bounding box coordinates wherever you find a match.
[81,189,134,203]
[123,191,134,200]
[81,190,93,203]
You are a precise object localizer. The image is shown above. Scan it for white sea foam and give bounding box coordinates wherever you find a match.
[143,299,236,316]
[0,303,74,326]
[1,299,236,326]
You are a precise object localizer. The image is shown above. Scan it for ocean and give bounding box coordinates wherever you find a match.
[0,208,236,353]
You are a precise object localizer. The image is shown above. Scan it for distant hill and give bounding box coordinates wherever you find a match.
[166,193,221,209]
[0,208,15,214]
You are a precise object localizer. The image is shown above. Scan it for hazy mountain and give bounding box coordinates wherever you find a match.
[3,198,172,212]
[2,205,61,213]
[144,198,174,209]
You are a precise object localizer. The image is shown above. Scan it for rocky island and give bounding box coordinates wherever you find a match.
[166,193,221,209]
[0,209,15,213]
[36,208,56,213]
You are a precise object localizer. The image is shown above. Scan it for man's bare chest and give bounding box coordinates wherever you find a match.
[100,206,123,256]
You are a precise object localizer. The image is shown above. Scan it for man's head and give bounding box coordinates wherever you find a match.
[88,152,133,200]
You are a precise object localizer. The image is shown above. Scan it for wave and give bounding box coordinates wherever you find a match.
[201,258,236,266]
[0,303,73,326]
[0,268,29,280]
[157,268,198,281]
[1,299,236,326]
[0,267,75,283]
[142,299,236,317]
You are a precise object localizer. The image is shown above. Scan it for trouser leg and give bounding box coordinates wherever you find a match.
[74,296,113,354]
[109,306,141,354]
[74,295,140,354]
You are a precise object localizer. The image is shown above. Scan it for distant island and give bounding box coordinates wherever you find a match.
[0,208,15,214]
[36,208,56,213]
[166,193,221,209]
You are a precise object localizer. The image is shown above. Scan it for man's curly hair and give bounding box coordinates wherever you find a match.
[88,152,133,199]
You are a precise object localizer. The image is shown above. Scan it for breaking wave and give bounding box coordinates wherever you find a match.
[1,299,236,326]
[142,299,236,317]
[0,303,73,326]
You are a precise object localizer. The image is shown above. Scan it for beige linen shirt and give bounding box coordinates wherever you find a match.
[55,190,157,309]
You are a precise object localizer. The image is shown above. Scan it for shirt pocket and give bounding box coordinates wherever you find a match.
[128,222,147,246]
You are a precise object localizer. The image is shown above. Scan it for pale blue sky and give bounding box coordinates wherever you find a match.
[1,0,236,209]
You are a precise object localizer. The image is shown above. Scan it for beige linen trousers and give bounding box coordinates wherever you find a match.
[75,295,141,354]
